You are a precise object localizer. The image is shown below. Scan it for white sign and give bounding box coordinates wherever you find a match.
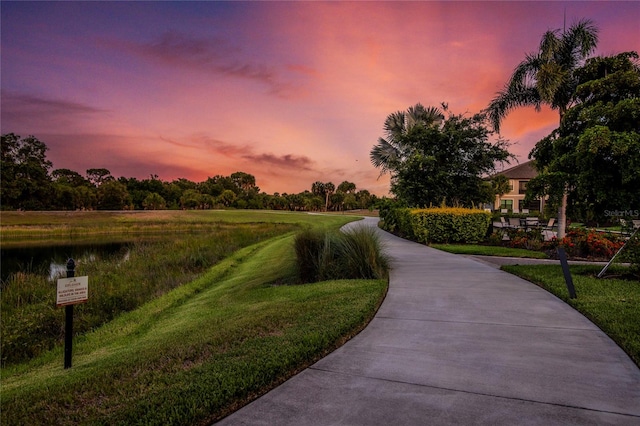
[56,276,89,307]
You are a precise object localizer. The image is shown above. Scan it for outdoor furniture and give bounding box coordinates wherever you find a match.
[522,217,539,231]
[542,218,557,241]
[633,219,640,230]
[526,217,539,226]
[543,218,556,230]
[508,217,521,229]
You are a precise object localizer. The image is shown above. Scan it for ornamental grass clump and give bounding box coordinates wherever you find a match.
[294,226,390,283]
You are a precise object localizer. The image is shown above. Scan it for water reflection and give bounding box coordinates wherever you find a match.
[1,242,130,282]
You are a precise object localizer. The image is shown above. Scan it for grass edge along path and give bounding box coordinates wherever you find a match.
[431,243,549,259]
[502,264,640,368]
[2,226,388,425]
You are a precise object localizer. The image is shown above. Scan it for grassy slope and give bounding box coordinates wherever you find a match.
[2,212,386,425]
[502,264,639,368]
[431,243,549,258]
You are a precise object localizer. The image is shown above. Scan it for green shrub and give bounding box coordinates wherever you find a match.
[294,226,390,283]
[409,207,491,243]
[623,232,640,275]
[379,202,413,238]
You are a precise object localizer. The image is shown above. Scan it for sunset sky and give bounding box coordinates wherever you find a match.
[2,1,639,195]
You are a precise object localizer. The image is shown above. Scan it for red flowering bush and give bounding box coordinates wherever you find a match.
[548,228,625,260]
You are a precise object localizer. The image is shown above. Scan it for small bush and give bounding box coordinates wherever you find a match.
[294,227,390,283]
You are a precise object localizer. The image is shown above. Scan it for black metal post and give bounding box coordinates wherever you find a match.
[64,258,75,369]
[557,247,577,299]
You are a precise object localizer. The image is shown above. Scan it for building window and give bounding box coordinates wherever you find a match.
[519,181,528,194]
[519,199,541,212]
[500,199,513,211]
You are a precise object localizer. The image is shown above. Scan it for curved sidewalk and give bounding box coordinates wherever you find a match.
[218,217,640,425]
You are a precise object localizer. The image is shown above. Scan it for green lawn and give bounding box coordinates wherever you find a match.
[1,211,386,425]
[502,264,639,368]
[431,243,549,258]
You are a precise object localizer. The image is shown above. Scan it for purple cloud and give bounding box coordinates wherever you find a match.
[108,31,313,98]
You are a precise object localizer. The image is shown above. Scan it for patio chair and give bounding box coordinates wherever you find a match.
[508,217,521,229]
[526,217,539,226]
[542,218,557,241]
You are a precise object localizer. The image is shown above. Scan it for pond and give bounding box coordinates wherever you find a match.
[1,241,131,282]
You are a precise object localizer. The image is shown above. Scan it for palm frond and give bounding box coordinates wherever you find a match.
[539,30,560,61]
[487,84,541,132]
[383,111,407,141]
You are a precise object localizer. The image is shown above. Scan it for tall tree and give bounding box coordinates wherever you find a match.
[527,51,640,224]
[486,18,599,237]
[380,109,512,207]
[370,103,445,176]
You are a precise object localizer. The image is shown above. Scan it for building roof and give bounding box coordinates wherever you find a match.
[496,160,538,180]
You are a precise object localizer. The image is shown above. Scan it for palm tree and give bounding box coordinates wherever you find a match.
[370,103,444,176]
[486,18,599,237]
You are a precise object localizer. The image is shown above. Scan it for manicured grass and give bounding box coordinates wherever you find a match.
[2,211,386,425]
[4,239,385,424]
[431,243,549,258]
[502,264,639,367]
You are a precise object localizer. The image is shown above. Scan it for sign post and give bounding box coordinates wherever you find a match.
[57,259,88,369]
[557,247,577,299]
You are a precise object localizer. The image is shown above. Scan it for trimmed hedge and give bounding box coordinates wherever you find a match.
[381,206,491,244]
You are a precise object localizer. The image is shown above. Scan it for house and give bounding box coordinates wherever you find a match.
[493,160,546,213]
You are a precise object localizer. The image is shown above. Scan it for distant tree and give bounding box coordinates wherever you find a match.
[52,168,89,187]
[230,171,258,193]
[311,181,325,197]
[143,192,166,210]
[486,18,599,236]
[337,181,356,194]
[324,182,335,211]
[343,193,358,210]
[97,180,131,210]
[1,133,53,210]
[86,168,113,187]
[180,189,204,209]
[330,191,344,211]
[217,189,236,207]
[356,190,373,210]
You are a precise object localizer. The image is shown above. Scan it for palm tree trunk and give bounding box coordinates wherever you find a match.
[557,109,568,239]
[558,191,568,239]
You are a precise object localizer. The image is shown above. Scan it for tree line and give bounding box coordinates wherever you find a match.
[370,18,639,234]
[0,134,378,212]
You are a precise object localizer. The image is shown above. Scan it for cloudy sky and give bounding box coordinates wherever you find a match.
[2,1,639,195]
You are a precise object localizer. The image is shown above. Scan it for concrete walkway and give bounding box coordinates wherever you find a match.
[218,217,640,425]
